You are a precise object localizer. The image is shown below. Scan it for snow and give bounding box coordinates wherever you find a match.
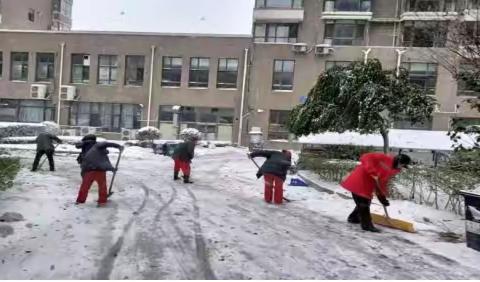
[0,144,480,279]
[0,136,106,144]
[299,129,477,151]
[0,122,43,129]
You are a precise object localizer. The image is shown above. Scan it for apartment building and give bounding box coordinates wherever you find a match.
[0,0,73,31]
[0,0,479,144]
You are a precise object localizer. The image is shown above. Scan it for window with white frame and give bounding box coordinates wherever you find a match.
[323,0,371,12]
[402,21,447,47]
[457,64,480,97]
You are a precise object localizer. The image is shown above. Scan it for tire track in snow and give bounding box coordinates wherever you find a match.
[185,186,216,280]
[96,183,149,280]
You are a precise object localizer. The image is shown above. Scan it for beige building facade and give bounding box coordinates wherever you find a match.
[1,0,479,144]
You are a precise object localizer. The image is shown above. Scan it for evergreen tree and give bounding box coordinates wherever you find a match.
[288,59,436,153]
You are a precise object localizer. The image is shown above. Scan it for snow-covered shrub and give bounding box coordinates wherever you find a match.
[41,121,61,135]
[180,128,202,142]
[136,126,161,142]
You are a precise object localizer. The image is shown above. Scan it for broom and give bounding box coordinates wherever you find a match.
[371,179,416,233]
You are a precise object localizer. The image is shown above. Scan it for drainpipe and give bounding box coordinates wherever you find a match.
[147,45,156,127]
[395,49,407,77]
[362,48,372,64]
[56,42,65,124]
[237,48,249,146]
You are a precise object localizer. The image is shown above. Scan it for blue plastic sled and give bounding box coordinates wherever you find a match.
[289,177,308,187]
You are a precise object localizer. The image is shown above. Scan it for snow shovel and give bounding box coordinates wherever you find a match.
[108,149,123,198]
[371,180,416,233]
[249,157,291,203]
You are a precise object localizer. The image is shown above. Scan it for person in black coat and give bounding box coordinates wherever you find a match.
[75,134,97,170]
[248,150,292,204]
[75,141,124,206]
[171,140,196,184]
[31,132,62,172]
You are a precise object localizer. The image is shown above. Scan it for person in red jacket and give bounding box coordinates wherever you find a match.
[341,152,411,232]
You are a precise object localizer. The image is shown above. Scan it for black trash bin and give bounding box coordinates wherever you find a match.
[460,191,480,252]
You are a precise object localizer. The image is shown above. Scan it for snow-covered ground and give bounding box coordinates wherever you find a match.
[0,144,480,279]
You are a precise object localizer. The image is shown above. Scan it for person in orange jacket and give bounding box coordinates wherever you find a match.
[341,152,411,232]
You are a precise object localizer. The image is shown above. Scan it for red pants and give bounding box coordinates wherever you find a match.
[264,174,284,204]
[174,159,191,176]
[76,171,108,204]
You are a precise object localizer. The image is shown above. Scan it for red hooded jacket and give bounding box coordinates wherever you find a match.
[341,153,400,200]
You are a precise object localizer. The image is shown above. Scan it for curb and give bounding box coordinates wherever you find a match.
[297,171,352,200]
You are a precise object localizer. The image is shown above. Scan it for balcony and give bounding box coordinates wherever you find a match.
[401,0,458,20]
[254,0,304,23]
[322,0,372,20]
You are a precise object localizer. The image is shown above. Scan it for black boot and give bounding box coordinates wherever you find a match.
[362,225,381,233]
[183,175,193,184]
[174,171,180,180]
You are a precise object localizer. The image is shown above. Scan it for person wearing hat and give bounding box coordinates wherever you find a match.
[248,150,292,204]
[341,153,411,232]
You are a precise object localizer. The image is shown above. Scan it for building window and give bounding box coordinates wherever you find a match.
[401,63,437,94]
[98,55,118,85]
[161,57,182,87]
[405,0,455,12]
[402,21,447,47]
[0,99,55,123]
[217,58,239,89]
[0,52,3,78]
[255,0,303,8]
[457,64,480,97]
[10,52,29,81]
[324,20,365,46]
[125,55,145,86]
[28,8,35,22]
[254,23,299,43]
[272,60,295,91]
[189,57,209,88]
[325,61,352,70]
[393,117,432,130]
[71,54,90,83]
[36,53,55,82]
[323,0,371,12]
[69,102,141,132]
[269,110,291,140]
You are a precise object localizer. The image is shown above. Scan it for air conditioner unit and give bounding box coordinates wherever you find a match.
[315,44,335,56]
[121,128,138,141]
[60,85,78,101]
[292,43,308,54]
[83,55,91,66]
[61,129,77,136]
[80,127,97,136]
[30,84,48,99]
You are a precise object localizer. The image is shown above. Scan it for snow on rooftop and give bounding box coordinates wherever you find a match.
[299,129,477,151]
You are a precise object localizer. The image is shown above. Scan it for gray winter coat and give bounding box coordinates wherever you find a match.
[81,142,122,173]
[36,133,62,152]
